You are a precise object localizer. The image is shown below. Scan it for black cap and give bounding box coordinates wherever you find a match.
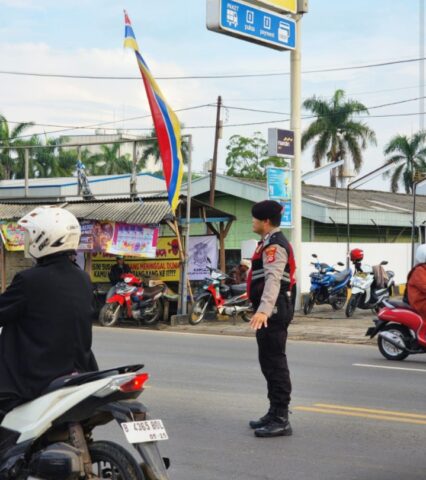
[251,200,283,221]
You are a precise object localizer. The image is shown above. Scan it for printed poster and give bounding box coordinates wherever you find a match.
[188,236,218,281]
[0,222,25,251]
[106,223,159,258]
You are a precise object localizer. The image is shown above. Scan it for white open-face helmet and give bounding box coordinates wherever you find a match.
[18,206,81,259]
[415,244,426,265]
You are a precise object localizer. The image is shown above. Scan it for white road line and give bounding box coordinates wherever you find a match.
[354,363,426,373]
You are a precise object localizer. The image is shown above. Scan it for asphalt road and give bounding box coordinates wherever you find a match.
[93,327,426,480]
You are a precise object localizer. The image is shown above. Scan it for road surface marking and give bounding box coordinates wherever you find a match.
[353,363,426,373]
[294,406,426,426]
[313,403,426,419]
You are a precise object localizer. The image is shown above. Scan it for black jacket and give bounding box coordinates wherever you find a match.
[108,263,131,285]
[0,253,98,402]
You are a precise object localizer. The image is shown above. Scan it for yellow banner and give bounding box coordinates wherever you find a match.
[255,0,297,14]
[90,237,181,283]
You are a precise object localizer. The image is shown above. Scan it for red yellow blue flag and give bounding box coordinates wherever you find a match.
[124,11,183,212]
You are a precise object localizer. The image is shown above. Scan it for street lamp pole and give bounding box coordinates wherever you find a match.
[421,0,425,132]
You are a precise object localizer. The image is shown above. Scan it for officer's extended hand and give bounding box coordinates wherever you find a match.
[250,312,268,330]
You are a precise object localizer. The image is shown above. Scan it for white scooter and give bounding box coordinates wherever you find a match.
[345,261,395,317]
[0,365,170,479]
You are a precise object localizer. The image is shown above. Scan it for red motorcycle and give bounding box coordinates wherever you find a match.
[189,268,253,325]
[366,299,426,361]
[99,273,166,327]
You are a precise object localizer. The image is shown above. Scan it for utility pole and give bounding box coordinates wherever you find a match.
[181,134,192,315]
[420,0,425,132]
[130,140,138,200]
[210,95,222,206]
[24,148,29,198]
[290,15,302,309]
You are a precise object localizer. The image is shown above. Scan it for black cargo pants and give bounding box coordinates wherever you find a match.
[256,294,293,411]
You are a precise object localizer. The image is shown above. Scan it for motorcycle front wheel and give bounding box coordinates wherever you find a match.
[99,303,122,327]
[345,294,359,318]
[90,440,145,479]
[303,293,315,315]
[189,295,214,325]
[142,299,163,326]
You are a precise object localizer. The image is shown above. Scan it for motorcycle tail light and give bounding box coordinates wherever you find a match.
[94,373,149,397]
[119,373,149,393]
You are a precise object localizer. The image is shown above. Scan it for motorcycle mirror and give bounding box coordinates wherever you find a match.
[312,254,318,258]
[337,262,344,266]
[380,261,388,266]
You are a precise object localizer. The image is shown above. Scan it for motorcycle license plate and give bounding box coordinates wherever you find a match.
[121,420,168,443]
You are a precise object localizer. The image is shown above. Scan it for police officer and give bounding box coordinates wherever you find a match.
[248,200,296,438]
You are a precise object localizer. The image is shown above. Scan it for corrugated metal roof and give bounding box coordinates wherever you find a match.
[0,200,173,225]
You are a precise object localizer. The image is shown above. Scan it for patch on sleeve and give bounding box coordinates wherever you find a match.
[265,246,277,264]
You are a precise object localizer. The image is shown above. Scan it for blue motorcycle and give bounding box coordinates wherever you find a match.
[303,254,352,315]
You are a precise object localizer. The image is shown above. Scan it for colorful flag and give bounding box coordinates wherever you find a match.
[124,11,183,212]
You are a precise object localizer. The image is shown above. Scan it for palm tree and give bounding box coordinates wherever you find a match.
[383,132,426,193]
[140,127,190,168]
[302,89,377,187]
[87,143,132,175]
[0,114,34,179]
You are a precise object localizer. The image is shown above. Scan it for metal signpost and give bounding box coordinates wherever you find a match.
[207,0,296,51]
[207,0,307,308]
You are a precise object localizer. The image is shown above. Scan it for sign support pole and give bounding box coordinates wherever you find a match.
[290,13,302,309]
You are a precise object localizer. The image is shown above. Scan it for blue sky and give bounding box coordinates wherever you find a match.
[0,0,421,189]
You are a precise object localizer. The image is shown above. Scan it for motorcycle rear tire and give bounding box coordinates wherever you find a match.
[89,440,145,479]
[142,299,163,326]
[331,287,348,311]
[377,324,410,361]
[241,310,254,323]
[99,303,122,327]
[345,294,359,318]
[303,293,315,315]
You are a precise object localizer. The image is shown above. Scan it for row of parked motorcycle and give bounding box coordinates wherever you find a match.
[304,248,395,318]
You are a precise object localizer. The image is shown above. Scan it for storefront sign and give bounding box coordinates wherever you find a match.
[90,237,181,283]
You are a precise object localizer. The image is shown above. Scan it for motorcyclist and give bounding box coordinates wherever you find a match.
[0,206,98,415]
[108,255,132,285]
[405,244,426,317]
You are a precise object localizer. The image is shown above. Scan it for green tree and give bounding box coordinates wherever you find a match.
[225,132,287,180]
[0,114,34,179]
[140,128,190,167]
[86,143,132,175]
[383,132,426,193]
[302,89,377,187]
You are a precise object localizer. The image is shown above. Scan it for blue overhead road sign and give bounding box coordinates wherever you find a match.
[207,0,296,51]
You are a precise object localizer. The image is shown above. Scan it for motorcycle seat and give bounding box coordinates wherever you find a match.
[332,269,351,283]
[142,285,166,299]
[387,300,415,311]
[230,283,246,295]
[43,364,143,395]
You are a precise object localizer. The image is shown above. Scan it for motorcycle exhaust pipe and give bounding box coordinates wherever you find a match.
[222,306,250,316]
[378,331,407,350]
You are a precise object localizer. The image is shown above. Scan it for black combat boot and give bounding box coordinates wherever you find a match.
[254,408,292,438]
[249,411,274,429]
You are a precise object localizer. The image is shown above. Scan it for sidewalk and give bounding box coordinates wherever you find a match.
[164,305,376,345]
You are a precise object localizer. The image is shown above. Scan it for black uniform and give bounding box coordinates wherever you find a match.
[108,263,131,285]
[248,229,296,413]
[0,253,98,414]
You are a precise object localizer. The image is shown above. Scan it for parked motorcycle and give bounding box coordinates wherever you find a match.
[345,261,395,317]
[189,267,252,325]
[303,254,351,315]
[0,364,170,479]
[99,273,166,327]
[366,299,426,361]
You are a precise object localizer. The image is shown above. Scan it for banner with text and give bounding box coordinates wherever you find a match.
[90,236,181,283]
[188,236,218,280]
[0,222,25,251]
